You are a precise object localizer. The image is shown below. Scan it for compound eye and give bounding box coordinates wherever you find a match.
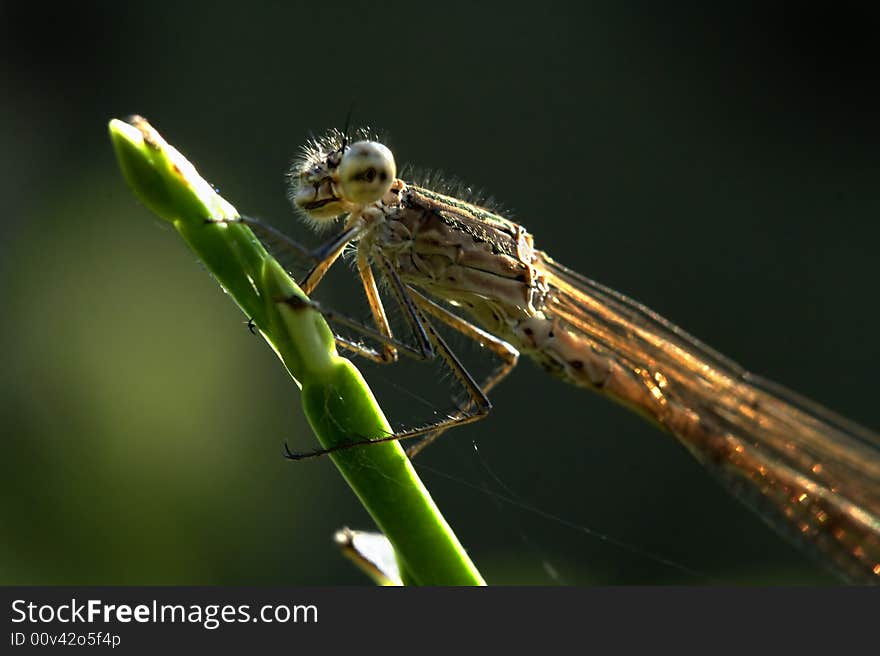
[338,141,396,205]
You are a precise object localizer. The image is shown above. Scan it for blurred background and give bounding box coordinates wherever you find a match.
[2,2,878,585]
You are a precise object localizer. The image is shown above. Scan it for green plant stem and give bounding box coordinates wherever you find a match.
[109,116,485,586]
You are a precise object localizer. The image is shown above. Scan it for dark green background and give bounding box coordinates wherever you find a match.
[2,2,878,584]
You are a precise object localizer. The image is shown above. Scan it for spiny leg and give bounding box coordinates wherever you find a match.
[209,214,362,296]
[297,251,437,365]
[356,249,397,363]
[374,253,433,356]
[281,281,493,460]
[283,329,491,460]
[280,295,432,362]
[300,225,361,295]
[209,214,314,260]
[222,214,432,363]
[214,215,376,352]
[218,215,498,459]
[403,287,520,458]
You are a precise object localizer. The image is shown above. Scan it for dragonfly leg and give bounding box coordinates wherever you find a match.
[282,293,493,460]
[208,214,314,260]
[374,254,434,357]
[356,249,398,363]
[294,252,437,365]
[209,214,362,295]
[279,295,434,362]
[402,287,520,458]
[276,248,498,460]
[226,214,428,363]
[299,226,359,295]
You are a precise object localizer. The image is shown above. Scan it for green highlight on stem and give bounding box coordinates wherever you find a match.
[109,116,485,586]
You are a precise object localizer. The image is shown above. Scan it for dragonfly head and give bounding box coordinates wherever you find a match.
[289,130,397,229]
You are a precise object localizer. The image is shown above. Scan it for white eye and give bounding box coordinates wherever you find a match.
[337,141,396,205]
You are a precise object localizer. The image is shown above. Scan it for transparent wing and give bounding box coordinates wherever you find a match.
[538,253,880,583]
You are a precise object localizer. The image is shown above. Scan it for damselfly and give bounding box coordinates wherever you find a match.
[228,128,880,583]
